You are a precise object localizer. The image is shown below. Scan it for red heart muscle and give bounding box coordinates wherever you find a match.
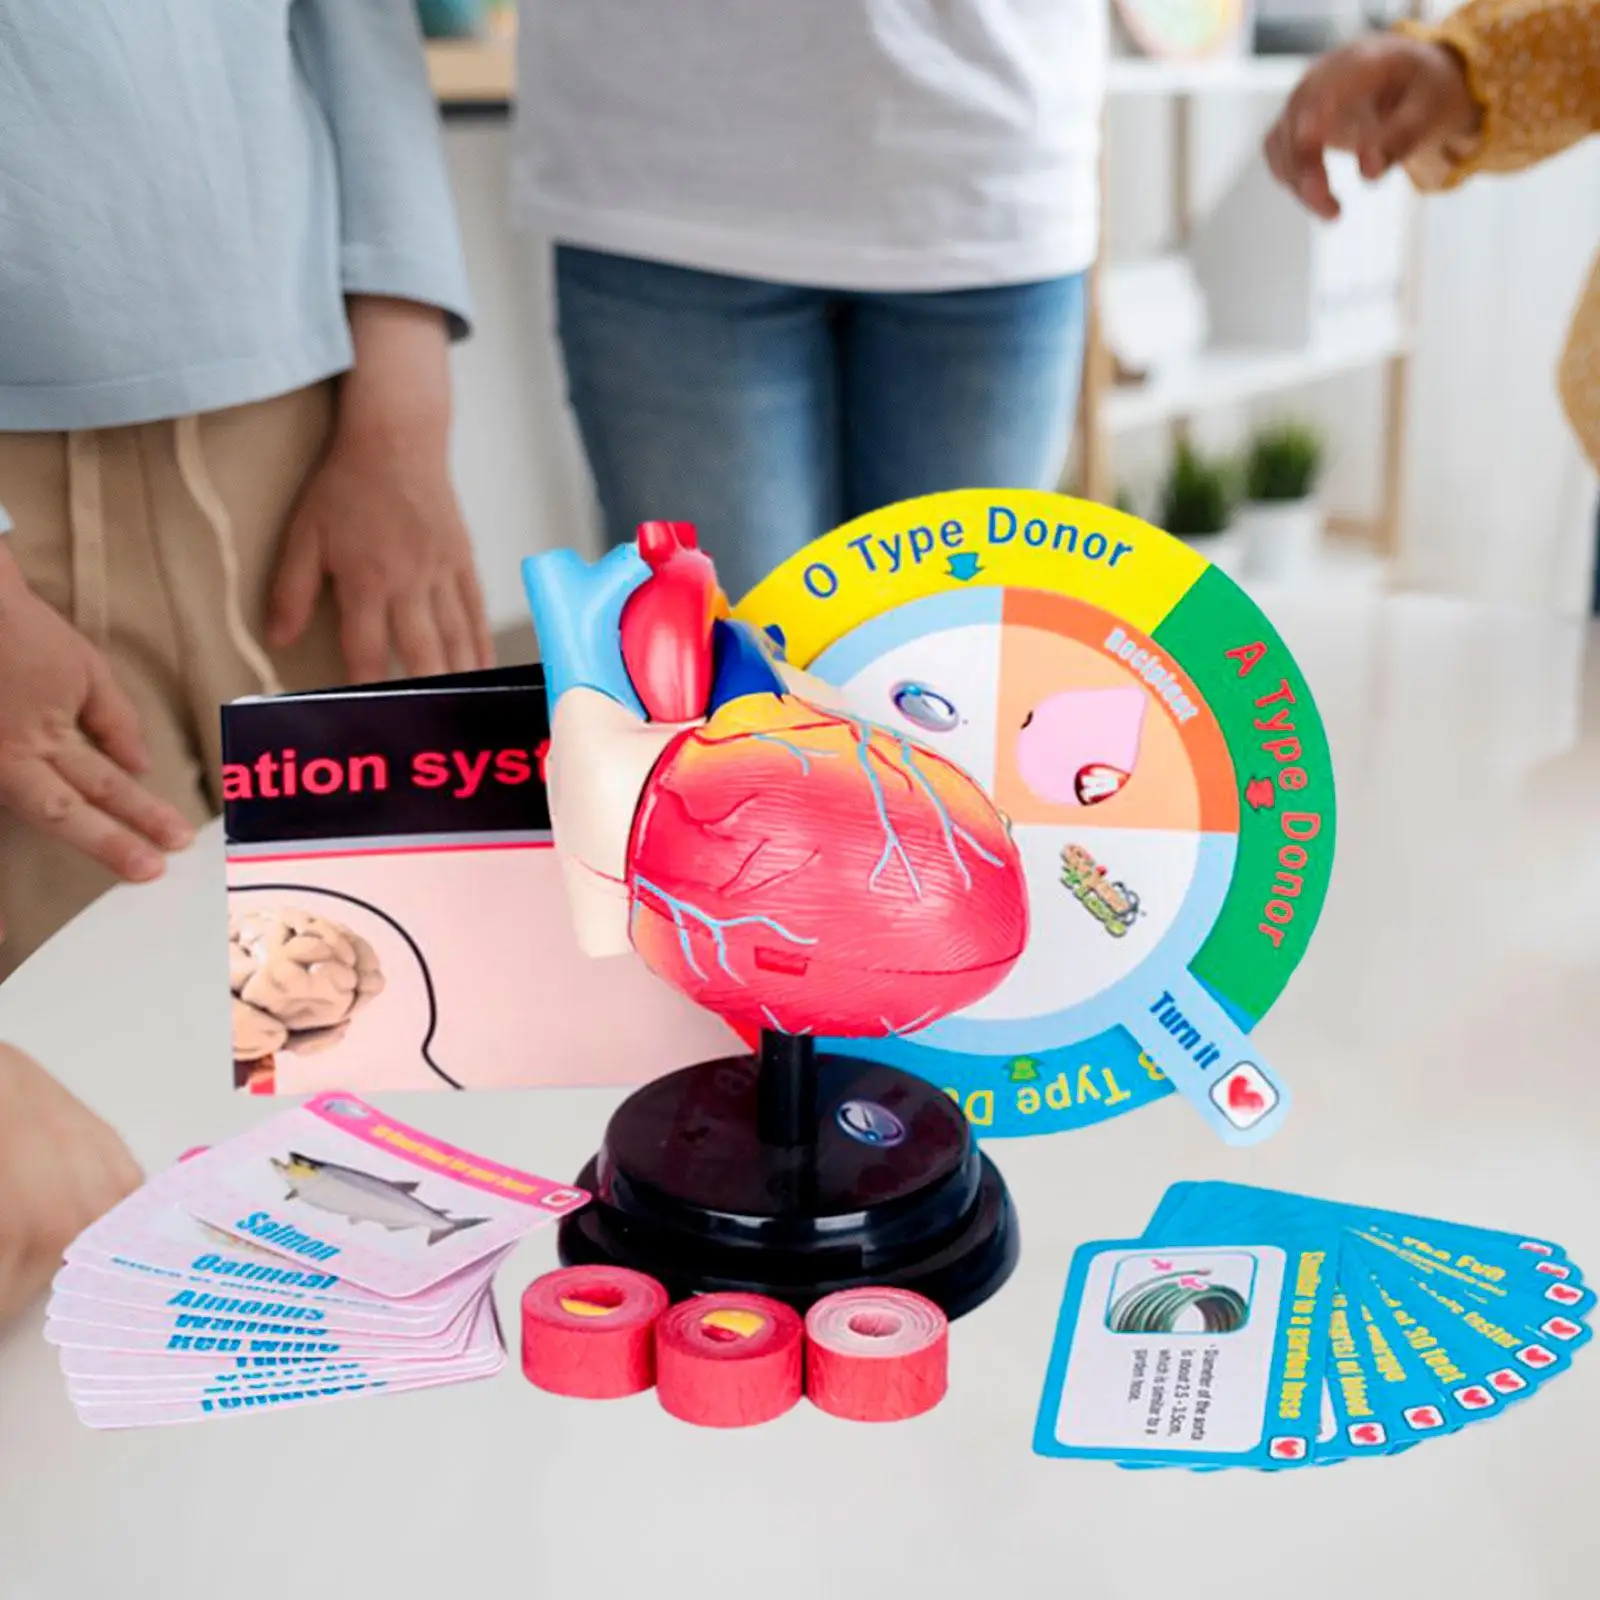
[626,695,1028,1037]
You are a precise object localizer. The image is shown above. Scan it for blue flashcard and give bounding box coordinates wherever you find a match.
[1147,1182,1589,1341]
[1343,1247,1535,1427]
[1337,1252,1472,1439]
[1140,1181,1199,1242]
[1348,1295,1458,1442]
[1035,1228,1339,1468]
[1350,1225,1593,1326]
[1051,1183,1589,1469]
[1348,1239,1577,1407]
[1316,1286,1421,1461]
[1145,1183,1569,1269]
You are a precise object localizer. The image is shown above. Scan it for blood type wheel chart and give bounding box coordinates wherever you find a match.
[736,489,1336,1145]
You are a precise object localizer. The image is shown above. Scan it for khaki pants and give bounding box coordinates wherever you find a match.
[0,384,347,981]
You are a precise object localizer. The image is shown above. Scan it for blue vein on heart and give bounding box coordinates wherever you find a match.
[631,877,816,982]
[846,717,1004,896]
[747,732,839,776]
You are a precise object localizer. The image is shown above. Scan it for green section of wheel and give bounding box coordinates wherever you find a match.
[1154,567,1336,1021]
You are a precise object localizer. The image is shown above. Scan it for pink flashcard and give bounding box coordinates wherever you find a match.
[65,1337,496,1401]
[67,1342,493,1392]
[57,1345,351,1380]
[67,1297,503,1406]
[66,1358,367,1393]
[71,1354,507,1428]
[173,1092,587,1296]
[67,1352,505,1411]
[69,1172,510,1324]
[51,1261,488,1339]
[45,1289,482,1361]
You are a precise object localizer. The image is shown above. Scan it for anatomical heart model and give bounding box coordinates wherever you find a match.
[531,521,1029,1037]
[524,522,1030,1315]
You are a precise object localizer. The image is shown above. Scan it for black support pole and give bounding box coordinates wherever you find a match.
[756,1029,817,1148]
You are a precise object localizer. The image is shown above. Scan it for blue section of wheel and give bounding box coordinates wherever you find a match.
[810,587,1003,683]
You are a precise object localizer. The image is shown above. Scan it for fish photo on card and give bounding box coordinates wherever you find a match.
[270,1153,488,1246]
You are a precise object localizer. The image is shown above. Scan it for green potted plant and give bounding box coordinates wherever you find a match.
[1158,442,1242,575]
[416,0,484,40]
[1239,421,1325,581]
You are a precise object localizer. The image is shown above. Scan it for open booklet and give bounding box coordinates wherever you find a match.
[220,667,735,1095]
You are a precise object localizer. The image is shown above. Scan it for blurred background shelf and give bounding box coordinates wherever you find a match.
[1107,54,1309,96]
[427,38,1312,113]
[1076,23,1425,570]
[1105,323,1412,433]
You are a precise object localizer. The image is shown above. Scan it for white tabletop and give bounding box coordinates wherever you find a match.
[3,592,1598,1600]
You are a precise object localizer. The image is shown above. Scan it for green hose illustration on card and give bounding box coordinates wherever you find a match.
[1108,1269,1250,1334]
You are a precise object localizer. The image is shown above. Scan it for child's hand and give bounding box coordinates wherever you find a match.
[1265,34,1482,218]
[267,427,492,684]
[266,297,493,684]
[0,1043,142,1327]
[0,546,195,916]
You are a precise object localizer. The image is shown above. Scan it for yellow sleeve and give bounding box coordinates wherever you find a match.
[1398,0,1600,182]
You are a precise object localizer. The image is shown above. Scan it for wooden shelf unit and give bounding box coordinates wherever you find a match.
[1078,48,1423,562]
[425,37,514,109]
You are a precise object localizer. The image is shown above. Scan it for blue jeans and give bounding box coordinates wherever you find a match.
[554,245,1088,601]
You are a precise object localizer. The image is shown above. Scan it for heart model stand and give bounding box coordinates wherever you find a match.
[523,523,1027,1318]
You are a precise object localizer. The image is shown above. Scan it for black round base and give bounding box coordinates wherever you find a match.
[557,1051,1018,1319]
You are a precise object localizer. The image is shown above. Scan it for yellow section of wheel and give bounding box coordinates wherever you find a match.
[734,489,1205,666]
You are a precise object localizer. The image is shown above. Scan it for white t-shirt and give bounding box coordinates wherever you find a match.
[513,1,1105,292]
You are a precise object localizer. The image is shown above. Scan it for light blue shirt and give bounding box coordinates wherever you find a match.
[0,1,472,443]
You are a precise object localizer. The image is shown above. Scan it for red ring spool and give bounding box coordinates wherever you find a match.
[521,1266,670,1399]
[804,1287,949,1422]
[655,1292,804,1428]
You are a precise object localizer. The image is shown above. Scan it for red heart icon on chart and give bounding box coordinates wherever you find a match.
[1227,1075,1267,1114]
[1351,1424,1383,1445]
[1404,1406,1443,1430]
[1518,1345,1557,1368]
